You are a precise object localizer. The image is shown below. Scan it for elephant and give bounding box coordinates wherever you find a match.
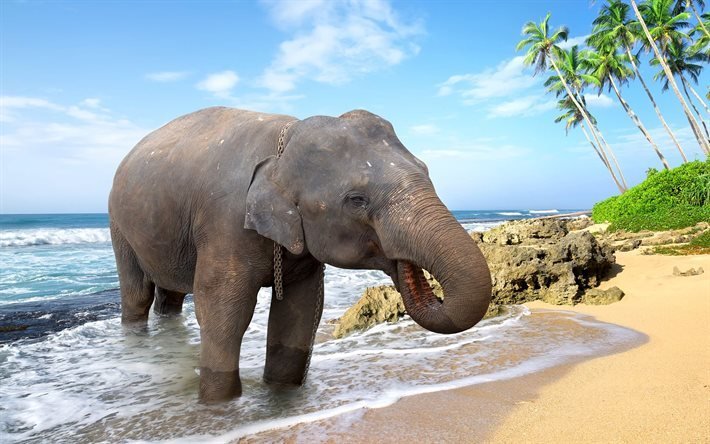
[108,107,492,403]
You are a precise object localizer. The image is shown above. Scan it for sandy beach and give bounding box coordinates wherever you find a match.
[243,249,710,443]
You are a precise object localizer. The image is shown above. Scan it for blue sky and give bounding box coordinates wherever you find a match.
[1,0,707,213]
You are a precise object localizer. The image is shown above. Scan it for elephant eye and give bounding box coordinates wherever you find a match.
[346,193,369,209]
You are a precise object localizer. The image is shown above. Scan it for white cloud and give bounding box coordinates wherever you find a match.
[1,96,64,122]
[196,70,240,98]
[437,56,537,103]
[80,98,102,109]
[410,124,439,135]
[257,0,422,93]
[146,71,190,82]
[559,34,589,50]
[1,96,147,163]
[584,93,615,108]
[489,95,557,118]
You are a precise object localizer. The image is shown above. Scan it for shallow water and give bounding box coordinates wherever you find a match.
[0,286,642,443]
[2,210,629,443]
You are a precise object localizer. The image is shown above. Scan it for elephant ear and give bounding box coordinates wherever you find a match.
[245,157,305,255]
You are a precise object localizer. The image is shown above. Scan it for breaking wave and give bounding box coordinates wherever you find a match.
[0,228,111,247]
[528,209,559,214]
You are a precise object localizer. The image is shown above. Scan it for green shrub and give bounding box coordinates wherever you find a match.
[592,159,710,232]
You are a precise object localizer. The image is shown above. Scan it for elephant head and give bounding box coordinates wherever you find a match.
[245,110,492,334]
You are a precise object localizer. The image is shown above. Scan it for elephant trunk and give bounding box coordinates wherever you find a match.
[376,189,492,334]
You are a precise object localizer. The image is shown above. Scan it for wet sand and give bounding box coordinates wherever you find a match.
[240,249,710,443]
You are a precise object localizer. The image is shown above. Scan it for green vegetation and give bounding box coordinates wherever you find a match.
[517,0,710,194]
[653,230,710,254]
[592,159,710,231]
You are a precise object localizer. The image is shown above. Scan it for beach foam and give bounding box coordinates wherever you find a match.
[528,209,559,214]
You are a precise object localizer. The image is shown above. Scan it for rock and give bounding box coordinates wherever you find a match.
[478,229,614,306]
[673,266,705,277]
[618,239,642,252]
[584,223,610,235]
[566,217,593,231]
[482,219,567,245]
[334,218,616,337]
[601,222,710,247]
[332,286,404,338]
[469,231,484,243]
[581,286,625,305]
[642,233,692,246]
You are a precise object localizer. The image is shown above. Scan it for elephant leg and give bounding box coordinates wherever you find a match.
[111,222,155,324]
[264,262,324,385]
[153,287,186,316]
[193,252,259,403]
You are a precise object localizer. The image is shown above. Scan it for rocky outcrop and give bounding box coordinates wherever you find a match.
[332,218,616,338]
[673,266,705,277]
[566,216,593,231]
[581,286,625,305]
[596,222,710,251]
[476,220,614,306]
[332,286,404,338]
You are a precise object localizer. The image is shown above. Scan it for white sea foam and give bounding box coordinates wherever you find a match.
[0,228,111,247]
[497,212,523,216]
[528,209,559,214]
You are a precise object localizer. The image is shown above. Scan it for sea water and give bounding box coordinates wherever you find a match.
[0,211,642,442]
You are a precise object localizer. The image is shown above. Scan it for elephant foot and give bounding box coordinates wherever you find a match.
[263,344,311,386]
[199,368,241,403]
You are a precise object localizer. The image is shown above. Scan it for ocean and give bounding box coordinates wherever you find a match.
[0,211,642,442]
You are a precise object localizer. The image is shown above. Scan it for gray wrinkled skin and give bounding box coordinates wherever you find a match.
[109,107,492,403]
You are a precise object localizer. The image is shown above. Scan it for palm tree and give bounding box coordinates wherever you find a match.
[584,46,671,169]
[554,96,610,168]
[635,0,710,154]
[590,0,687,160]
[689,12,710,56]
[652,37,710,138]
[517,14,627,193]
[682,0,709,38]
[544,45,628,189]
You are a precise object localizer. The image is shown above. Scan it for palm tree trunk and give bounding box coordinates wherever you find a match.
[608,75,671,169]
[680,75,710,141]
[624,44,687,161]
[580,122,629,188]
[687,83,710,115]
[593,121,630,189]
[548,58,626,192]
[581,122,610,167]
[629,0,710,154]
[550,58,626,193]
[689,2,710,39]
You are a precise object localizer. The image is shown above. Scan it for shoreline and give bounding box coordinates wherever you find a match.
[239,249,710,443]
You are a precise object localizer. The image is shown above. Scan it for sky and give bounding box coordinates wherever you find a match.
[1,0,708,213]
